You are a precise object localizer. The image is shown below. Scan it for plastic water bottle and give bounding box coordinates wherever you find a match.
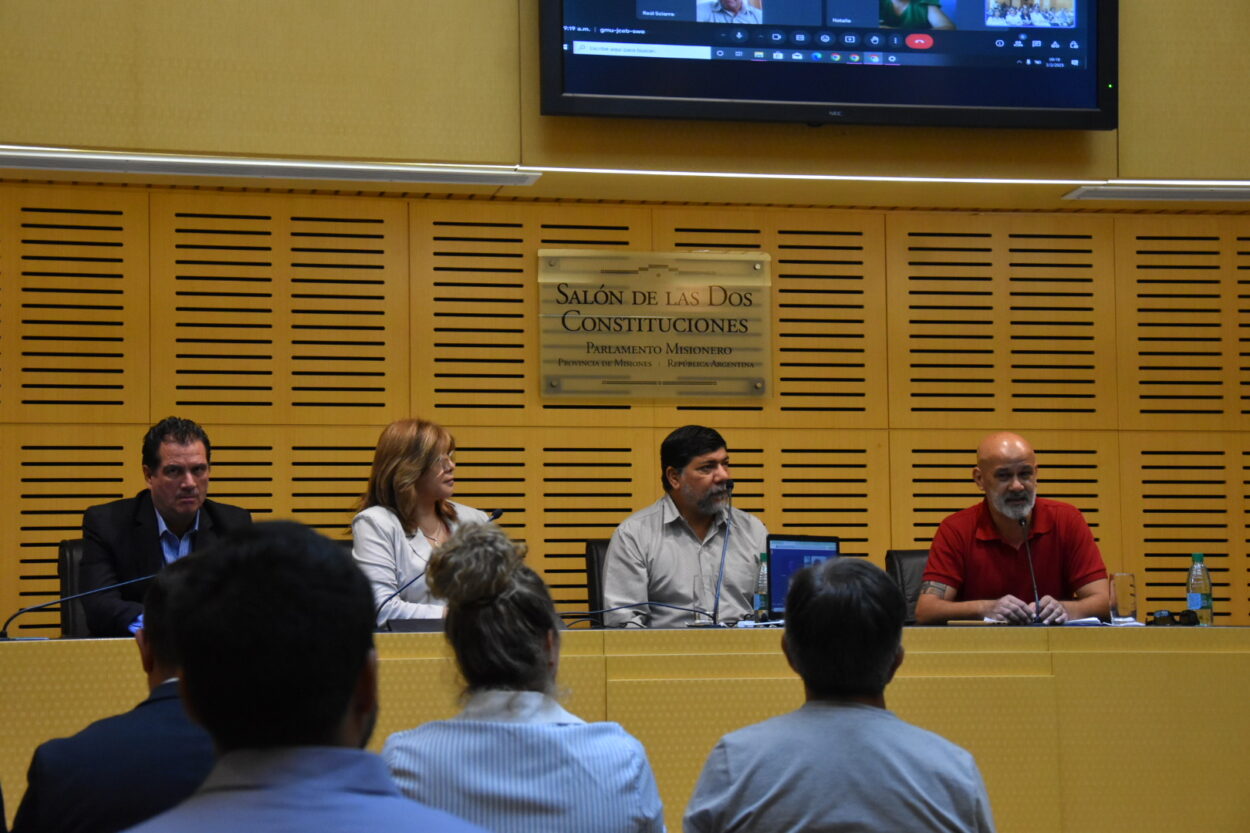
[754,553,769,621]
[1186,553,1213,626]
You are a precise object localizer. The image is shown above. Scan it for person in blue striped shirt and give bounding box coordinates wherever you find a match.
[383,523,666,833]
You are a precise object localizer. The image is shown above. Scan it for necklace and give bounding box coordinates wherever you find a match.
[419,523,446,543]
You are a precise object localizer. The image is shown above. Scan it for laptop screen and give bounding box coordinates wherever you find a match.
[766,534,840,618]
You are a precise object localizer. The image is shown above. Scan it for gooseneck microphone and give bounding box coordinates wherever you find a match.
[708,484,735,626]
[1,572,157,640]
[374,508,505,621]
[1019,515,1042,624]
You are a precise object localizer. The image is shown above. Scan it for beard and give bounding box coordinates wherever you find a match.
[693,482,734,517]
[990,489,1035,522]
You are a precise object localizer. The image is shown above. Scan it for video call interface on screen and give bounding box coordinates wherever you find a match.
[767,537,840,618]
[561,0,1091,72]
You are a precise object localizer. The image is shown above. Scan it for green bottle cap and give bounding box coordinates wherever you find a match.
[1191,553,1204,563]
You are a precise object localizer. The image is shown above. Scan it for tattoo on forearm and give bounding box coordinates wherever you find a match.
[919,581,951,598]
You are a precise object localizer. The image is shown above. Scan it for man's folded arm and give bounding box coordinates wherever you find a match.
[913,580,992,625]
[1062,577,1110,621]
[79,509,142,637]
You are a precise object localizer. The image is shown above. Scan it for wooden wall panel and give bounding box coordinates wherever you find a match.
[410,202,654,427]
[149,193,410,425]
[0,187,149,424]
[0,424,139,636]
[888,430,1122,572]
[284,430,377,540]
[1115,216,1250,431]
[651,208,888,430]
[1117,432,1249,624]
[759,430,891,564]
[204,427,283,526]
[2,185,1250,627]
[887,214,1117,430]
[1116,0,1250,182]
[0,0,521,165]
[1239,230,1250,416]
[516,426,656,615]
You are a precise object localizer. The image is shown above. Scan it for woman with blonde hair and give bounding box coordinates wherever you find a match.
[352,418,488,625]
[383,523,664,833]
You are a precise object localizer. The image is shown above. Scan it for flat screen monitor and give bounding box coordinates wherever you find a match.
[540,0,1117,129]
[766,534,840,619]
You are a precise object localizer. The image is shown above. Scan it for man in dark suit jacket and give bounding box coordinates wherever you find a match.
[80,417,252,637]
[12,568,215,833]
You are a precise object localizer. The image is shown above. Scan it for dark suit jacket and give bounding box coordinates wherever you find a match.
[80,490,252,637]
[11,681,215,833]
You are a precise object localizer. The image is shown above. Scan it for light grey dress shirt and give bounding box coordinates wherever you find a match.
[684,700,996,833]
[602,494,767,628]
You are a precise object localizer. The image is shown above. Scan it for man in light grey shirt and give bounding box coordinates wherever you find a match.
[684,558,996,833]
[603,425,767,628]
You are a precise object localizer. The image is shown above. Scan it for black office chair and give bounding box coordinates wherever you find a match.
[58,538,90,638]
[885,549,930,626]
[584,539,610,628]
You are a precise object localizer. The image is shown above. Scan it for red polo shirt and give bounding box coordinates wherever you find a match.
[923,497,1107,602]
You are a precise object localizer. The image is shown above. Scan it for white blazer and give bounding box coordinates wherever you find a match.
[352,502,490,625]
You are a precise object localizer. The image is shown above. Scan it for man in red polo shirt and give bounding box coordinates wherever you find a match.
[915,432,1109,625]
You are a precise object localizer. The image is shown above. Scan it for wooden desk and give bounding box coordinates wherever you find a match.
[3,628,1248,832]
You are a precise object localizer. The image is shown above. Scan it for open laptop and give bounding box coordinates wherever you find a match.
[765,534,841,623]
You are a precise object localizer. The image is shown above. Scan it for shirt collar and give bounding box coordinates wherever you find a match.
[457,689,585,725]
[973,497,1053,541]
[660,493,683,526]
[660,493,726,535]
[154,504,201,540]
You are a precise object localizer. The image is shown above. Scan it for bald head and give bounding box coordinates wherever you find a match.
[976,432,1034,470]
[973,432,1037,523]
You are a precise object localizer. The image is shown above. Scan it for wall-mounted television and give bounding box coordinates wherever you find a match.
[540,0,1117,130]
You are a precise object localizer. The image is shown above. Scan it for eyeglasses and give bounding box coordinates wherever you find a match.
[1146,609,1199,626]
[434,453,455,472]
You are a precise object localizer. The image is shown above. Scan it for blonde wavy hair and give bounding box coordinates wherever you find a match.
[358,418,457,534]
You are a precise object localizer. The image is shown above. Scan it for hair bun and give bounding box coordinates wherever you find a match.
[427,522,526,607]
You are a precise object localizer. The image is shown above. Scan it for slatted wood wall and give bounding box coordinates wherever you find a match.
[2,183,1247,633]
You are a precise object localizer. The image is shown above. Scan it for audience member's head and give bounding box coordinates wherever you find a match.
[136,566,185,688]
[427,522,561,695]
[361,417,456,531]
[165,521,378,752]
[784,558,906,700]
[659,425,727,492]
